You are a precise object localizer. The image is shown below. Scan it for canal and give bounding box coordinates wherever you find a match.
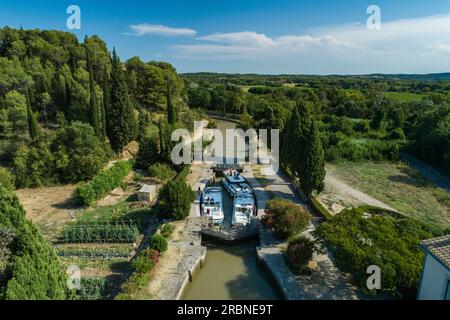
[182,119,282,300]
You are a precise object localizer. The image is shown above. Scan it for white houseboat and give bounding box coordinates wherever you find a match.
[201,187,225,225]
[222,170,253,198]
[232,195,256,226]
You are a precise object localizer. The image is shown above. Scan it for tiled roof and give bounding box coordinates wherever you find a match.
[420,235,450,271]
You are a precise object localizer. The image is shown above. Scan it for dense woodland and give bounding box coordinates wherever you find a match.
[0,27,196,299]
[0,27,449,299]
[184,74,450,174]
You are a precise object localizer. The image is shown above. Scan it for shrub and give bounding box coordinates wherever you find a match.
[134,254,155,274]
[316,207,436,297]
[76,160,132,206]
[148,163,176,181]
[141,248,160,263]
[262,198,311,239]
[132,172,143,183]
[150,234,168,253]
[160,223,175,238]
[0,167,15,191]
[77,278,106,300]
[122,272,147,294]
[325,138,401,162]
[286,236,316,275]
[310,196,333,220]
[385,128,406,141]
[135,132,160,169]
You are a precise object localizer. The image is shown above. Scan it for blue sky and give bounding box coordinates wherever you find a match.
[2,0,450,74]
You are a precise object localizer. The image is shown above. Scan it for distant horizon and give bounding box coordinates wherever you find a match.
[3,0,450,74]
[4,24,450,78]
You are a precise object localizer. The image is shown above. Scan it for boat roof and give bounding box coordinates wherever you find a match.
[235,196,254,206]
[203,190,222,202]
[204,187,221,193]
[226,175,246,184]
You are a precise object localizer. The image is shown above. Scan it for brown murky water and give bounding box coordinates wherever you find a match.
[182,241,281,300]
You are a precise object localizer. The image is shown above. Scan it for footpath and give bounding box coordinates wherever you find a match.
[243,164,360,300]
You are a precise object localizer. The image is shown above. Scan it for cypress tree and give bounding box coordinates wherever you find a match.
[300,119,325,197]
[106,48,135,152]
[51,71,66,117]
[64,79,71,118]
[101,67,110,140]
[25,87,39,140]
[86,46,101,138]
[280,99,311,176]
[166,82,176,124]
[158,120,166,160]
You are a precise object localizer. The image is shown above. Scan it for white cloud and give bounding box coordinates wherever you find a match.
[198,31,274,47]
[128,23,196,37]
[172,13,450,74]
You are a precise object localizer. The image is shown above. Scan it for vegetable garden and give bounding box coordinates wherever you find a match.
[61,221,139,243]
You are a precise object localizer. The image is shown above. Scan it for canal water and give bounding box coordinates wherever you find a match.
[182,119,282,300]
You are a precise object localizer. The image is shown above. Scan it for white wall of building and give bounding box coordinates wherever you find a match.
[418,254,450,300]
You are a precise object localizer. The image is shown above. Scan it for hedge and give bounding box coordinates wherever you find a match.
[310,196,333,220]
[77,160,132,206]
[150,234,168,253]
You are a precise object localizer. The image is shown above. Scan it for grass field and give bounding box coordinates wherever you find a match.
[383,91,424,102]
[328,161,450,230]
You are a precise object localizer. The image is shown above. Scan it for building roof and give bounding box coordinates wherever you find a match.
[139,184,156,193]
[420,235,450,271]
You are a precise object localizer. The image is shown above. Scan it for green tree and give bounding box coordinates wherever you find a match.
[25,87,39,140]
[281,100,311,177]
[166,82,176,124]
[107,48,135,152]
[0,186,70,299]
[300,119,325,196]
[135,133,160,169]
[159,174,195,220]
[85,45,101,138]
[51,121,109,182]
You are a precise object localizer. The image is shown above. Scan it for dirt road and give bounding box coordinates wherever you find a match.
[319,171,397,215]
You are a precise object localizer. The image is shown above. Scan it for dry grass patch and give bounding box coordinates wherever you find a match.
[327,161,450,229]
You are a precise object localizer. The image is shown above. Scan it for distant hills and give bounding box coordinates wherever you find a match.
[361,73,450,81]
[183,72,450,82]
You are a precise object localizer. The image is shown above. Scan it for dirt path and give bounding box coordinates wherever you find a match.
[318,170,397,215]
[248,164,360,300]
[146,220,186,298]
[144,164,210,299]
[16,184,82,239]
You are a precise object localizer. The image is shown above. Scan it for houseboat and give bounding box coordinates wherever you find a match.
[201,187,225,225]
[232,195,255,226]
[222,170,253,198]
